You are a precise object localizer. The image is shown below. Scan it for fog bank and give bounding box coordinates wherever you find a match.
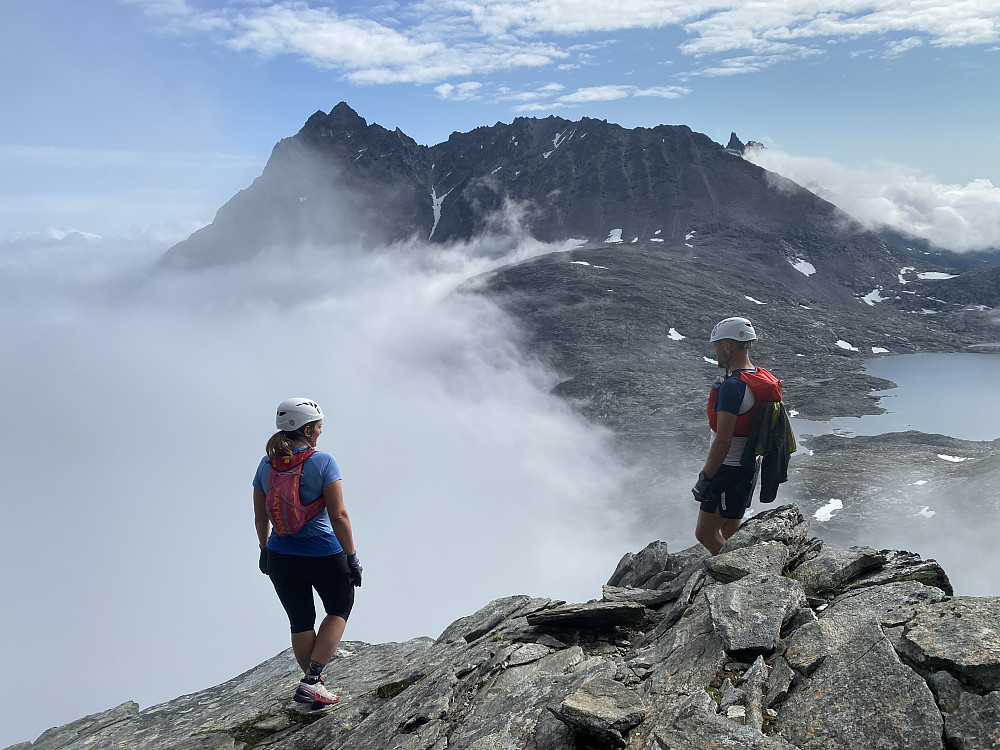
[0,232,639,747]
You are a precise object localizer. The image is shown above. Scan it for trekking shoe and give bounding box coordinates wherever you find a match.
[293,677,339,706]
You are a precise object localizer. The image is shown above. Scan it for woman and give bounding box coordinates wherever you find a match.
[253,397,361,706]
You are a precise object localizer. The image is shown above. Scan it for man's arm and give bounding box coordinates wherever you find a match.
[702,410,737,478]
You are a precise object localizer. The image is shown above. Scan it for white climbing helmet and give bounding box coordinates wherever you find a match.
[275,398,323,431]
[710,317,757,343]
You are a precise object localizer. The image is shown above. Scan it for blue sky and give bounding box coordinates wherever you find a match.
[1,0,999,249]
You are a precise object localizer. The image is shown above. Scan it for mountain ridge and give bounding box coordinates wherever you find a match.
[11,506,1000,750]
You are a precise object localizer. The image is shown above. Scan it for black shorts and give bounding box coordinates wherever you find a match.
[699,464,757,519]
[267,549,355,633]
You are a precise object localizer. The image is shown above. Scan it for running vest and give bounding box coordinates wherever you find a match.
[265,448,325,536]
[707,367,783,436]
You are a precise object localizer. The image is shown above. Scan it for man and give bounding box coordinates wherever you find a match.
[692,317,782,554]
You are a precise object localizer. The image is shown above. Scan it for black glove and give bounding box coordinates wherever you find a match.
[692,472,711,503]
[258,548,269,576]
[346,553,363,587]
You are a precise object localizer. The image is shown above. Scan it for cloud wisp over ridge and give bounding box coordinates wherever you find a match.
[745,146,1000,251]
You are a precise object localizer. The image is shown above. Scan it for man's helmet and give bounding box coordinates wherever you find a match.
[276,398,323,431]
[710,317,757,343]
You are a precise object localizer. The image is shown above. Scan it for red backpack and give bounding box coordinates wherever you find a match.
[266,449,325,536]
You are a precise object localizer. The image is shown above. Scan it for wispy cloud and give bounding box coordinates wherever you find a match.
[435,81,484,100]
[745,146,1000,251]
[0,144,263,170]
[121,0,1000,87]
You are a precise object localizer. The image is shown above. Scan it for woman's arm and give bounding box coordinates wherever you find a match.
[253,488,270,549]
[323,480,356,555]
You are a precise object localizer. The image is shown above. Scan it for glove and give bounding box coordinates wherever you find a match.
[258,548,269,576]
[346,552,363,587]
[692,472,711,503]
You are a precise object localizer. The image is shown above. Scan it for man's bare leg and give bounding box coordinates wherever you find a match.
[695,509,742,555]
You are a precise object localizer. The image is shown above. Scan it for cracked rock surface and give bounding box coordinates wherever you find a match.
[13,506,1000,750]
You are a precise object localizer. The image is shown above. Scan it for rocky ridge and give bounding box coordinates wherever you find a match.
[12,506,1000,750]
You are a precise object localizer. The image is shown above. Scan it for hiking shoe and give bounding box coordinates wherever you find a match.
[293,677,339,706]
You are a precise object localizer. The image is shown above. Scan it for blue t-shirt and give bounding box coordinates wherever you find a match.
[253,447,343,556]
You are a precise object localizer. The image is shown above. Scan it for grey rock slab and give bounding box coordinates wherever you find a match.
[720,505,810,554]
[706,540,790,583]
[26,701,139,750]
[551,676,647,748]
[944,690,1000,750]
[824,580,948,626]
[777,613,944,750]
[929,669,964,713]
[602,584,675,607]
[655,706,800,750]
[613,540,671,588]
[507,643,552,667]
[437,595,552,643]
[897,596,1000,691]
[638,592,729,689]
[705,574,807,654]
[525,600,647,629]
[846,549,953,596]
[787,544,886,595]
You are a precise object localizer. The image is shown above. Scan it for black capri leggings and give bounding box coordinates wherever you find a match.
[266,549,355,633]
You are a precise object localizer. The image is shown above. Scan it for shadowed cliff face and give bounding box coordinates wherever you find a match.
[163,102,889,274]
[19,507,1000,750]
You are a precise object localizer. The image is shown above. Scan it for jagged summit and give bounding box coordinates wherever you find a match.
[19,506,1000,750]
[163,103,864,268]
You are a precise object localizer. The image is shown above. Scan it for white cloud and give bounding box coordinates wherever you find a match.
[0,144,262,170]
[435,81,483,100]
[0,230,640,746]
[126,0,1000,86]
[884,35,924,58]
[633,85,692,98]
[558,84,634,103]
[745,146,1000,251]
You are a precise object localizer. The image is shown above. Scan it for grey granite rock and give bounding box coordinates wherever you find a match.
[897,597,1000,691]
[705,541,790,583]
[655,704,800,750]
[705,573,807,654]
[15,534,1000,750]
[525,600,648,629]
[846,549,954,596]
[778,613,944,749]
[944,690,1000,750]
[606,540,670,589]
[550,676,647,747]
[602,584,676,607]
[720,505,810,554]
[787,544,886,595]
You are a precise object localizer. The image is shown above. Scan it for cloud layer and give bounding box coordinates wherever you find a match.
[0,229,639,746]
[745,146,1000,251]
[123,0,1000,93]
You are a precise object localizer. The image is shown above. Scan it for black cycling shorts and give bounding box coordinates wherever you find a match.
[266,549,355,633]
[699,464,757,519]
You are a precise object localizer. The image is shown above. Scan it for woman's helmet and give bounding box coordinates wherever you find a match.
[709,317,757,343]
[276,398,323,431]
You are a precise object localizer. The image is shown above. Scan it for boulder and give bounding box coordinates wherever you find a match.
[705,574,807,654]
[525,601,648,629]
[897,597,1000,691]
[607,541,670,588]
[720,505,810,553]
[787,544,886,595]
[847,549,953,595]
[550,676,647,747]
[777,613,944,749]
[943,690,1000,750]
[705,540,790,583]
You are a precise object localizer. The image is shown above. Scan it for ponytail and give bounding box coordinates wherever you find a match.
[265,423,314,463]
